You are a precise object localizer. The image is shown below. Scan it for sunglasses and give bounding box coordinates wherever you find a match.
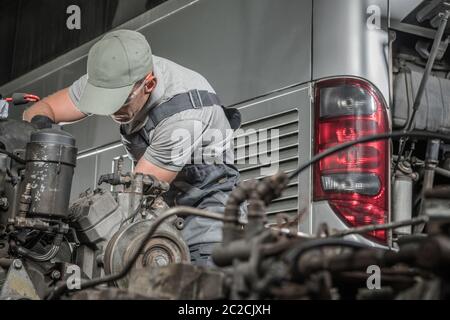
[123,79,147,105]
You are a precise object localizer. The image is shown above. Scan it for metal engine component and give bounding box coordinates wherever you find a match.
[69,189,127,247]
[128,263,226,300]
[0,155,8,211]
[69,188,128,279]
[104,217,190,288]
[69,164,188,283]
[0,259,40,300]
[0,121,80,299]
[0,119,37,155]
[0,119,194,299]
[23,127,77,219]
[393,177,413,234]
[98,157,170,218]
[393,161,416,235]
[0,119,36,225]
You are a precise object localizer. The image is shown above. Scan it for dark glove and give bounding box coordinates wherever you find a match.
[30,115,55,129]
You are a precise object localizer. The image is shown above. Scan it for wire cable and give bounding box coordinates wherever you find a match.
[0,149,26,164]
[330,216,429,237]
[119,198,145,228]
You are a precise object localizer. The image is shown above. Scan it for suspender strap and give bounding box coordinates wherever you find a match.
[149,89,221,128]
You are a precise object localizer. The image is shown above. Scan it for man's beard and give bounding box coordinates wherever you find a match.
[111,108,137,124]
[112,115,134,124]
[112,95,150,125]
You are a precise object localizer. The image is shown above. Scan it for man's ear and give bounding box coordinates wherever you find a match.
[144,75,157,93]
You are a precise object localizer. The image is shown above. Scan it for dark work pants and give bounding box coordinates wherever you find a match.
[189,242,220,267]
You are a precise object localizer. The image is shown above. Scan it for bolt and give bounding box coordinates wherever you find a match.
[96,254,104,267]
[173,217,184,230]
[398,161,413,175]
[13,260,22,269]
[154,255,169,266]
[51,270,61,280]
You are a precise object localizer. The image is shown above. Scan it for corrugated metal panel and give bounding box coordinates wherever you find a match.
[393,68,450,133]
[233,85,311,223]
[236,109,299,220]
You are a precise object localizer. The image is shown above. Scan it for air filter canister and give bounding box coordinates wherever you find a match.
[24,127,77,219]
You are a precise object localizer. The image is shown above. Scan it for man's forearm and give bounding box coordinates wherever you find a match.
[23,100,56,122]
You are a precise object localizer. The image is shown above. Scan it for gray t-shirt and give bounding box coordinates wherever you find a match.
[69,56,234,171]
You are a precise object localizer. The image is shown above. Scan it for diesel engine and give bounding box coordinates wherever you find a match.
[0,119,189,299]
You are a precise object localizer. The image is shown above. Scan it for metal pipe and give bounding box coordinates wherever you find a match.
[415,139,441,233]
[331,216,429,238]
[435,166,450,178]
[393,174,414,235]
[223,180,257,245]
[11,233,63,262]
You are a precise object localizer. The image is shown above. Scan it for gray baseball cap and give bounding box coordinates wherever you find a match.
[78,29,153,115]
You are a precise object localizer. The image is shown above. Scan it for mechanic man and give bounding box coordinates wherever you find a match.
[23,29,243,267]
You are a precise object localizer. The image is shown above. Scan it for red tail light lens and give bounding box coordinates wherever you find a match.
[313,78,390,244]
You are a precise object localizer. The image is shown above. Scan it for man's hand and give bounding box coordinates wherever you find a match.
[30,115,55,129]
[23,88,87,124]
[134,157,178,184]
